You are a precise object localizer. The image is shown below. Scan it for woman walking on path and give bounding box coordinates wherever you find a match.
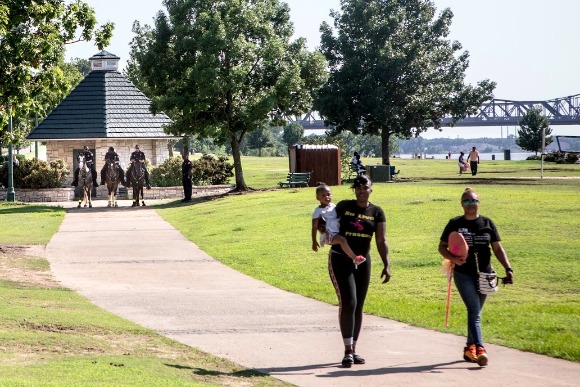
[328,175,391,367]
[438,187,514,367]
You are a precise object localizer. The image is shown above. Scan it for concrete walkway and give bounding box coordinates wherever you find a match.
[45,200,580,386]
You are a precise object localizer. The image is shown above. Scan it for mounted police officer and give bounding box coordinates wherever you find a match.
[126,144,151,189]
[100,146,127,186]
[72,145,98,187]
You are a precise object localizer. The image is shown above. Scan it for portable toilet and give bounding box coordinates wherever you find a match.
[289,144,341,186]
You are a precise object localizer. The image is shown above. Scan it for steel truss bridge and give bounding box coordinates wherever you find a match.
[291,94,580,129]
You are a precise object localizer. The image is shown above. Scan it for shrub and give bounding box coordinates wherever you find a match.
[149,154,234,187]
[543,151,578,164]
[150,156,182,187]
[191,154,234,185]
[0,158,69,189]
[564,153,579,164]
[544,151,564,163]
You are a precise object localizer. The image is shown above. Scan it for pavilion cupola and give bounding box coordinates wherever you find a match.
[89,50,120,72]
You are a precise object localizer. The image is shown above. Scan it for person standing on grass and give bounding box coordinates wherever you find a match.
[438,187,514,367]
[181,153,193,202]
[327,175,391,367]
[311,183,366,266]
[467,146,480,176]
[458,151,466,175]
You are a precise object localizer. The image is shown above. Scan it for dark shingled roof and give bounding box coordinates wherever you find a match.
[27,68,173,140]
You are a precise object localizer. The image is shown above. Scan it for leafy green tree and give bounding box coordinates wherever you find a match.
[314,0,495,165]
[282,122,304,148]
[1,59,86,152]
[128,0,327,190]
[0,0,114,132]
[246,126,276,157]
[516,106,552,155]
[70,57,91,76]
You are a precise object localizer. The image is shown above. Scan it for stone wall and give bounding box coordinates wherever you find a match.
[0,185,233,203]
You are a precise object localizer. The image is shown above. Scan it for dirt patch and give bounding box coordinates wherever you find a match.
[0,244,59,288]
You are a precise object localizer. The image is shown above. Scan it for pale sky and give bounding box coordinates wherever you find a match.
[64,0,580,139]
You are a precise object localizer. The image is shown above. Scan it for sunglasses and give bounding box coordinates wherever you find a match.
[462,199,479,205]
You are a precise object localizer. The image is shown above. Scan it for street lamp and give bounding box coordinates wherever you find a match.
[6,104,15,202]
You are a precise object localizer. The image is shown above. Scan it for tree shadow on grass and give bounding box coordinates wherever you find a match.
[165,363,270,379]
[0,203,65,215]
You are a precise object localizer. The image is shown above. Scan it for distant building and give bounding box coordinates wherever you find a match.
[27,50,174,185]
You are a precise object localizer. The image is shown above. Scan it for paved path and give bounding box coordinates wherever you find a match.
[45,201,580,386]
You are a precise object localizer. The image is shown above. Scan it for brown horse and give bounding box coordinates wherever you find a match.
[104,160,121,207]
[128,159,146,207]
[77,155,93,208]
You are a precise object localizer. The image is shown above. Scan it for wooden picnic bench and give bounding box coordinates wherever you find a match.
[278,172,311,188]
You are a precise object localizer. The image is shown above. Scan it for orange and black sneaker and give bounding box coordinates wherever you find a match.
[476,346,488,367]
[463,344,478,363]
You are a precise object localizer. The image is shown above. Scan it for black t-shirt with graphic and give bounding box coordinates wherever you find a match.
[440,215,501,275]
[331,199,386,257]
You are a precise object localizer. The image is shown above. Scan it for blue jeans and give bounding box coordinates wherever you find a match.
[454,270,487,347]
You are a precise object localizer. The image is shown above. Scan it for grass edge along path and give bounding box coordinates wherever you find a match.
[157,177,579,362]
[0,203,289,386]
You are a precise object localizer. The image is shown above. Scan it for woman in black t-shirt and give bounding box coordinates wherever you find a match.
[329,175,391,367]
[439,188,514,367]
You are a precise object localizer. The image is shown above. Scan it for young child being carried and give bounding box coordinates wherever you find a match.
[311,183,366,266]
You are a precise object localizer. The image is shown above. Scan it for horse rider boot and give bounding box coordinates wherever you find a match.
[72,146,99,187]
[127,145,152,189]
[100,147,127,186]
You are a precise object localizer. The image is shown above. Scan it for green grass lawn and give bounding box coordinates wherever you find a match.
[0,203,65,244]
[0,202,289,386]
[1,155,578,385]
[236,156,580,189]
[157,157,580,362]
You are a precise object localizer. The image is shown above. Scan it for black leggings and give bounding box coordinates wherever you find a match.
[328,250,371,341]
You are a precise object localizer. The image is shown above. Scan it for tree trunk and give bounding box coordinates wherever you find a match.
[181,137,189,157]
[230,133,248,191]
[381,129,391,165]
[168,139,174,157]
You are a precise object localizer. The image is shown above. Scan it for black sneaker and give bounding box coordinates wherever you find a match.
[341,353,354,368]
[353,353,365,364]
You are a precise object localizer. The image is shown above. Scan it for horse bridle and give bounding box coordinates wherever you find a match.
[131,160,145,180]
[106,160,118,180]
